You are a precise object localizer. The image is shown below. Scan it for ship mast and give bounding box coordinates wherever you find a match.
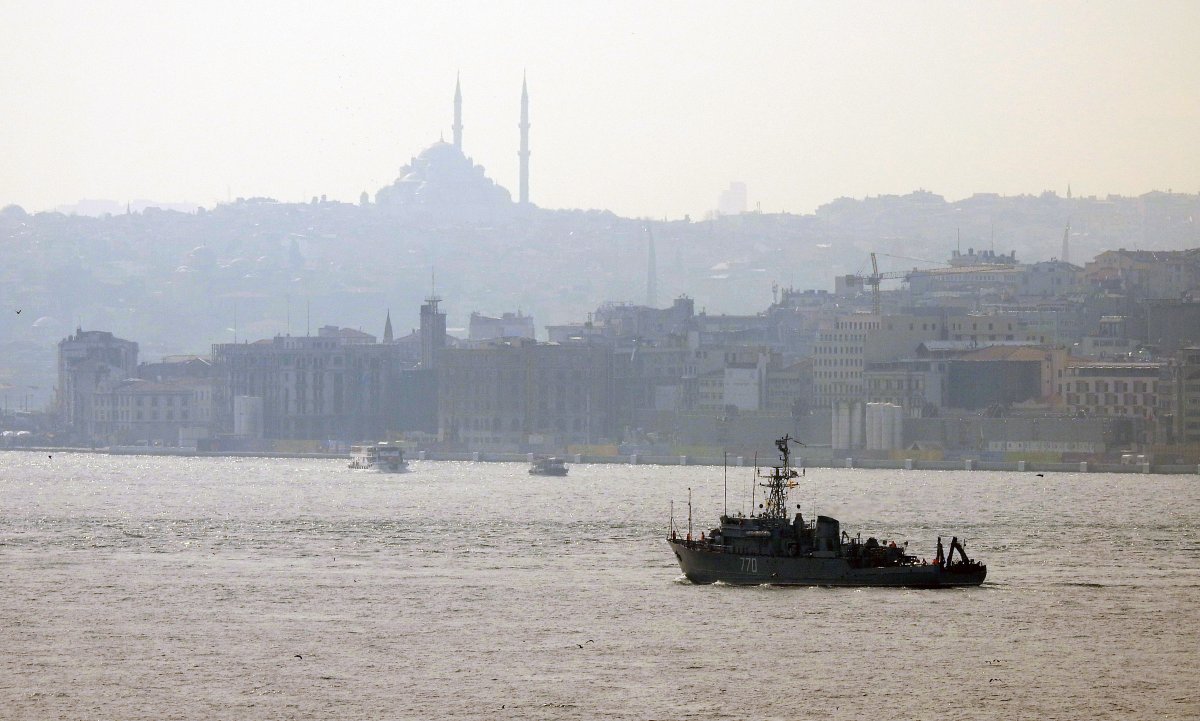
[758,435,800,520]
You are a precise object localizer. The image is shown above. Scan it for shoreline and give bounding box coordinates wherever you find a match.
[3,445,1197,475]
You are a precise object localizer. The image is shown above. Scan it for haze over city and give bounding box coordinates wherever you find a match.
[3,0,1198,218]
[4,4,1200,720]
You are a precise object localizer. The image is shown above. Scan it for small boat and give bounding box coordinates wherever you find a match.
[348,442,408,473]
[668,435,986,587]
[529,456,568,476]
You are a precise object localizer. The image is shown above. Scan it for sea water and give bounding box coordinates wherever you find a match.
[1,452,1197,720]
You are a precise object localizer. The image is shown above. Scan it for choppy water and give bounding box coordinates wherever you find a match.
[1,452,1197,720]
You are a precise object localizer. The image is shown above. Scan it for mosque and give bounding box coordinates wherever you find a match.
[375,75,531,215]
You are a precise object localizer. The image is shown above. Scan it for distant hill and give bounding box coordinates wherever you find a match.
[2,190,1198,408]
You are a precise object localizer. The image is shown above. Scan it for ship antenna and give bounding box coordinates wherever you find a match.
[723,451,728,518]
[751,453,757,517]
[687,487,693,540]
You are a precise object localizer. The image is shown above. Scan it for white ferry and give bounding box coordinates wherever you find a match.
[348,442,409,473]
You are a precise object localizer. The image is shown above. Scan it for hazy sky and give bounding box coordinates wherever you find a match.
[3,1,1198,219]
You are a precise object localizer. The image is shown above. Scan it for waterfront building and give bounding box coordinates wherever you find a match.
[1062,361,1162,422]
[92,377,213,447]
[1159,346,1200,447]
[437,338,613,451]
[211,326,403,441]
[864,360,943,413]
[56,329,138,442]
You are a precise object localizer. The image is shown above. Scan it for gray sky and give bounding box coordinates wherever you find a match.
[3,0,1198,218]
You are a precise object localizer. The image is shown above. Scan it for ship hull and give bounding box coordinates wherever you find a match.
[669,540,986,588]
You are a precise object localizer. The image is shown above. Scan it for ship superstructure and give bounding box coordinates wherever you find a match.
[667,436,986,587]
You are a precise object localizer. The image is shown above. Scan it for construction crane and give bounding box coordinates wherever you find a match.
[843,251,1017,314]
[843,252,913,315]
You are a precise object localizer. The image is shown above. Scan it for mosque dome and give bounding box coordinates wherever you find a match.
[377,139,511,211]
[374,78,523,216]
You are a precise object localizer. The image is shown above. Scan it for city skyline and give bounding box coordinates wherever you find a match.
[2,1,1199,219]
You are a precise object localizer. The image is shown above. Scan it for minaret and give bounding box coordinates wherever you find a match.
[1062,221,1071,265]
[383,309,393,343]
[452,73,463,150]
[518,72,530,205]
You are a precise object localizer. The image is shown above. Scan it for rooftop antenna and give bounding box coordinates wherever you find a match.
[233,301,238,343]
[286,294,291,336]
[427,267,442,312]
[306,298,310,336]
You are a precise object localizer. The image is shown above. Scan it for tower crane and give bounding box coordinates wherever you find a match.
[843,251,1018,315]
[843,252,913,315]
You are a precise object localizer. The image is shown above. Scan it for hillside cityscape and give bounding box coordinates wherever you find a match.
[3,80,1199,463]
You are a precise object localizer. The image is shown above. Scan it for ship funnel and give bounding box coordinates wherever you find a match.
[815,516,840,553]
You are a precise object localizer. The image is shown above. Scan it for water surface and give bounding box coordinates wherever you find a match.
[2,453,1196,719]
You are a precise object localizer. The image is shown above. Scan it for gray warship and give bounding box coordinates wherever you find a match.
[667,435,986,587]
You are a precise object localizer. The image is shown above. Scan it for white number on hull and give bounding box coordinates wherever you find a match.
[739,557,758,573]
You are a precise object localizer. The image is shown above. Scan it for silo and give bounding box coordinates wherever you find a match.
[880,403,895,451]
[234,395,264,439]
[866,403,881,450]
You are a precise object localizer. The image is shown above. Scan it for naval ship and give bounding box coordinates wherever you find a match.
[668,435,986,587]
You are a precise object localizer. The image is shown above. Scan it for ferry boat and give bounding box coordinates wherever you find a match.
[529,456,568,476]
[668,435,986,587]
[348,442,408,473]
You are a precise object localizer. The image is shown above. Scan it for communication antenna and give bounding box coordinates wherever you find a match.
[751,452,757,516]
[723,451,728,517]
[687,487,693,539]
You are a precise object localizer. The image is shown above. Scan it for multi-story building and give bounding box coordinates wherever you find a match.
[1062,362,1162,423]
[943,314,1048,345]
[1083,248,1200,300]
[211,327,405,441]
[864,360,944,413]
[1160,347,1200,446]
[1016,260,1083,299]
[56,328,138,442]
[1144,299,1200,355]
[438,338,614,451]
[590,296,696,342]
[468,311,535,341]
[813,313,946,409]
[1075,315,1138,358]
[93,378,214,446]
